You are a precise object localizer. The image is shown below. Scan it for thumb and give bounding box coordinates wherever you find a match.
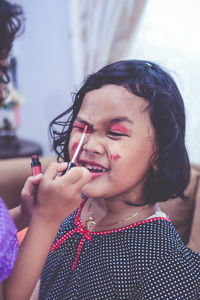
[32,173,43,184]
[80,167,92,182]
[21,174,42,197]
[43,162,68,180]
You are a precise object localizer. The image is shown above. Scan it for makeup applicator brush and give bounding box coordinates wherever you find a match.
[65,125,88,173]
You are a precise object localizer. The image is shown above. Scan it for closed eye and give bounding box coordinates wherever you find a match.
[108,131,127,137]
[73,125,84,131]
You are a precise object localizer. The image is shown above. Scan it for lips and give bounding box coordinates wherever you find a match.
[79,159,108,177]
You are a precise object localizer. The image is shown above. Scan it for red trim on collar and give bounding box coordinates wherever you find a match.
[76,196,171,235]
[81,217,171,235]
[50,196,171,271]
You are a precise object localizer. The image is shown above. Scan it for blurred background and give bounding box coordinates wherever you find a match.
[2,0,200,164]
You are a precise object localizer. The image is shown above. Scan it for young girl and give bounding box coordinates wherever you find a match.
[39,60,200,299]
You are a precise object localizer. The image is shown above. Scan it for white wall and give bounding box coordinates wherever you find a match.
[125,0,200,164]
[14,0,74,156]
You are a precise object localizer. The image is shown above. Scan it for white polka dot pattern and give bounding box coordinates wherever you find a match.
[0,198,18,283]
[39,208,200,299]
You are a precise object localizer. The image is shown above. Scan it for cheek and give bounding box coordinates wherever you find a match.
[72,142,79,151]
[68,140,79,159]
[68,130,84,158]
[68,133,79,156]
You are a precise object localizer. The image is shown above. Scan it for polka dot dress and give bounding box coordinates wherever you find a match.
[39,199,200,299]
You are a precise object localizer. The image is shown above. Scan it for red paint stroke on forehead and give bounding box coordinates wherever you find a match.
[72,142,79,151]
[110,154,121,161]
[110,123,129,133]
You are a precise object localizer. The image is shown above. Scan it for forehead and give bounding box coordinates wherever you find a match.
[78,84,149,125]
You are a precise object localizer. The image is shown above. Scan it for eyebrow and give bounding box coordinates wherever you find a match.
[110,117,133,125]
[75,117,92,127]
[76,116,133,126]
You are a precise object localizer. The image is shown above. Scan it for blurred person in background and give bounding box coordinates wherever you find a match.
[0,2,88,299]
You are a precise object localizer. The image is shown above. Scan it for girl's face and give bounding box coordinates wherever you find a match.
[68,84,156,202]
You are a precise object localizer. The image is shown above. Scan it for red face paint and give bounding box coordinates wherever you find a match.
[110,154,121,161]
[66,125,88,173]
[72,142,79,151]
[110,123,129,134]
[73,122,85,130]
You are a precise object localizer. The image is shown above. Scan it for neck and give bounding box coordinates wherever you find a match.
[93,192,147,216]
[84,196,155,232]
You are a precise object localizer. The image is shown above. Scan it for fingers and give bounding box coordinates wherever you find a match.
[75,167,92,190]
[21,174,42,198]
[44,162,91,185]
[65,166,91,184]
[41,162,91,193]
[43,162,68,180]
[32,173,43,184]
[23,174,42,191]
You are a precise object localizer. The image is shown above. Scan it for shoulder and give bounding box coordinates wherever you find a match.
[0,198,18,283]
[129,218,184,257]
[134,246,200,299]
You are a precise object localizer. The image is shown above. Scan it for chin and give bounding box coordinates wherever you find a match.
[81,183,105,199]
[82,187,96,198]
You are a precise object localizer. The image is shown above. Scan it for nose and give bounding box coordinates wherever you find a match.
[82,133,104,156]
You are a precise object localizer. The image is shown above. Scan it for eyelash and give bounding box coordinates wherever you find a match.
[72,125,85,131]
[108,131,127,137]
[72,126,127,138]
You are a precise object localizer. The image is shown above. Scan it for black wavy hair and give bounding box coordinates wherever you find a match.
[49,60,190,204]
[0,0,24,60]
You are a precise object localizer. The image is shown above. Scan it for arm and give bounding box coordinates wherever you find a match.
[4,162,91,300]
